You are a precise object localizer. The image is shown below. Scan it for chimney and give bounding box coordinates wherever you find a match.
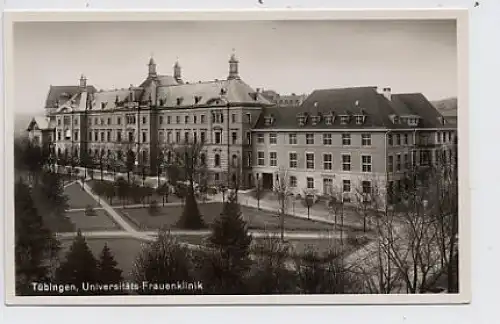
[383,87,392,101]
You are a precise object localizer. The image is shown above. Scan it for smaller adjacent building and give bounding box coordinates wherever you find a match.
[26,116,55,147]
[261,90,307,107]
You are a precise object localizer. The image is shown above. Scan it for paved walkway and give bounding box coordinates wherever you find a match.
[66,207,105,213]
[78,179,138,235]
[110,200,218,209]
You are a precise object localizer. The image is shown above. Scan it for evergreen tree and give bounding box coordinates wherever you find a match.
[203,192,252,294]
[97,243,124,294]
[36,171,69,219]
[133,229,196,295]
[15,181,60,295]
[176,187,205,229]
[55,230,99,295]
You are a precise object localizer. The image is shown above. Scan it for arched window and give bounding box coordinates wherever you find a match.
[214,154,221,167]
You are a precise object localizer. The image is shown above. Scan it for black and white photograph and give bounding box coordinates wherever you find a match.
[4,10,469,305]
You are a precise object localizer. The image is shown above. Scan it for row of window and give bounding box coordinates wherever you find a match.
[287,176,371,197]
[256,151,372,172]
[256,132,373,146]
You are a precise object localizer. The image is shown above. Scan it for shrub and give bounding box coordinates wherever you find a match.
[85,205,97,216]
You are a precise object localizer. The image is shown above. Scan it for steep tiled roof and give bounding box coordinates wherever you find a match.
[45,85,96,108]
[253,87,447,130]
[393,93,449,128]
[156,78,273,107]
[90,89,132,110]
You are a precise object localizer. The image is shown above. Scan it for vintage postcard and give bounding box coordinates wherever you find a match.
[3,9,470,305]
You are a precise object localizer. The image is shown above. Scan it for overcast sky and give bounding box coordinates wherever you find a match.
[13,20,457,116]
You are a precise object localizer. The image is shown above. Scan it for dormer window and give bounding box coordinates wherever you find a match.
[390,114,400,124]
[250,92,259,101]
[296,112,308,127]
[264,114,275,126]
[194,96,202,104]
[310,113,322,126]
[355,115,365,125]
[176,97,184,106]
[408,118,419,127]
[220,88,228,96]
[340,115,350,125]
[324,112,334,125]
[437,116,445,125]
[101,102,108,109]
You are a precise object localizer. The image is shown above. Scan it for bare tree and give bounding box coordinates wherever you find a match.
[273,166,291,242]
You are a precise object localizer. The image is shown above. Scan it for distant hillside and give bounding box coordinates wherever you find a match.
[432,97,457,111]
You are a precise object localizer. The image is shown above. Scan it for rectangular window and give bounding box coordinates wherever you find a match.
[323,154,333,170]
[323,133,332,145]
[95,132,99,142]
[396,134,401,146]
[74,132,79,141]
[342,154,351,171]
[258,151,265,166]
[289,133,297,145]
[167,116,171,124]
[246,113,252,123]
[306,153,315,169]
[396,154,401,172]
[404,133,409,145]
[142,116,147,124]
[269,133,277,144]
[388,155,394,173]
[362,181,372,194]
[342,133,351,146]
[232,132,237,144]
[57,131,62,141]
[184,115,189,124]
[128,132,134,143]
[100,132,105,143]
[289,152,298,168]
[306,133,314,145]
[257,133,264,144]
[193,115,197,124]
[143,132,147,143]
[74,117,79,125]
[107,131,111,142]
[159,116,164,124]
[167,131,172,143]
[247,152,252,167]
[200,131,206,143]
[184,132,189,143]
[231,114,236,123]
[270,152,277,166]
[361,134,371,146]
[200,114,205,123]
[158,131,165,143]
[176,131,181,143]
[343,180,351,193]
[388,134,393,146]
[307,177,314,189]
[362,155,372,172]
[404,153,410,169]
[323,178,333,195]
[193,132,198,143]
[289,176,297,188]
[176,116,180,124]
[215,132,221,144]
[246,132,251,145]
[117,131,122,142]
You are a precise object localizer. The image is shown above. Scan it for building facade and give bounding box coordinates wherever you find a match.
[30,57,456,198]
[251,87,457,204]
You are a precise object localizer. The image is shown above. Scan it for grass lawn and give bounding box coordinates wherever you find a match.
[64,182,100,209]
[65,210,121,232]
[117,202,335,232]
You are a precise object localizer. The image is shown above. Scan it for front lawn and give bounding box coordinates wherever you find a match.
[65,209,121,232]
[64,182,100,209]
[117,202,336,232]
